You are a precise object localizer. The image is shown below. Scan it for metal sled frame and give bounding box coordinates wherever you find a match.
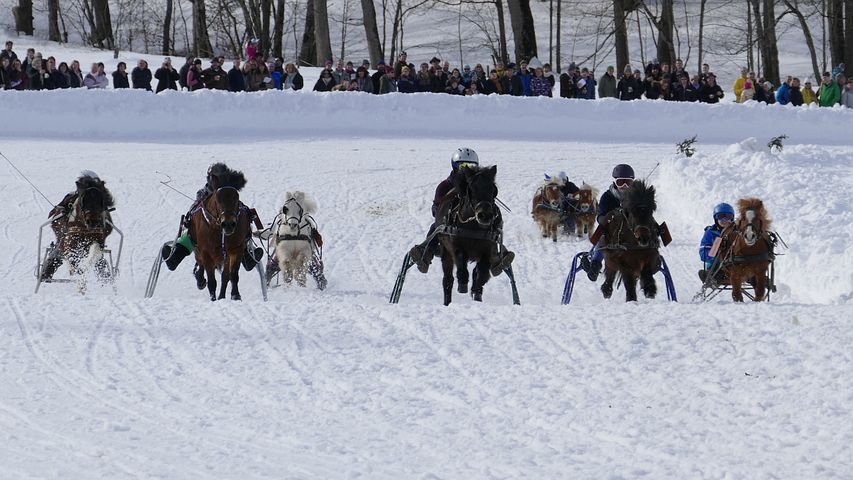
[258,217,327,290]
[694,257,777,302]
[35,217,124,294]
[145,237,268,301]
[389,252,521,305]
[561,252,677,305]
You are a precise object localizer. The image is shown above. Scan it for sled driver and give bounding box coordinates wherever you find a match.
[579,163,635,281]
[409,147,515,276]
[698,202,734,282]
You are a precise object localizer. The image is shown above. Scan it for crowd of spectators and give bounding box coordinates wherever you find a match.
[2,39,852,109]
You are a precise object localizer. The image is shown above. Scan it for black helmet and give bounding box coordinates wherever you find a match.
[612,164,635,179]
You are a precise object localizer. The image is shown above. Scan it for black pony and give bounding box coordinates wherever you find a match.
[597,180,661,302]
[436,165,500,305]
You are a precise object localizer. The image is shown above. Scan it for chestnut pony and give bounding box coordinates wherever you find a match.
[190,166,251,301]
[716,198,774,302]
[573,183,598,239]
[593,180,660,302]
[532,178,563,242]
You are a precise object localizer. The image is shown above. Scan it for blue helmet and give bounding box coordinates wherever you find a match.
[612,164,635,179]
[713,202,735,219]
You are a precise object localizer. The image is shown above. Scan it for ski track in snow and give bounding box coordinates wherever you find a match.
[1,132,852,478]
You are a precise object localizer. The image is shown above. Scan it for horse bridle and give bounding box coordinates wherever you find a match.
[456,172,497,225]
[616,208,659,248]
[202,186,241,229]
[275,197,315,242]
[77,187,109,229]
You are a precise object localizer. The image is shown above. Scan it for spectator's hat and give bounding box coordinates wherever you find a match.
[430,56,441,65]
[362,59,370,66]
[506,62,516,69]
[211,58,220,64]
[193,59,202,65]
[377,60,385,66]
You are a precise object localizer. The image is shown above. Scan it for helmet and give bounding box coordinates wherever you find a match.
[451,148,479,170]
[612,164,635,179]
[713,202,735,220]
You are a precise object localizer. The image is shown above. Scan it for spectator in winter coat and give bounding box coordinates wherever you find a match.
[398,66,416,93]
[313,68,337,92]
[155,58,180,92]
[529,67,552,97]
[543,63,556,88]
[643,68,662,99]
[836,74,847,100]
[483,70,502,94]
[21,48,35,74]
[27,58,45,90]
[517,61,532,96]
[659,78,676,101]
[632,70,645,99]
[242,60,264,92]
[578,68,595,99]
[393,52,408,79]
[53,61,70,89]
[186,59,203,91]
[0,40,16,65]
[282,63,303,91]
[245,38,260,62]
[69,60,84,88]
[510,66,525,96]
[355,66,373,93]
[699,74,724,103]
[617,69,638,100]
[843,78,853,108]
[379,67,397,94]
[801,81,817,105]
[674,75,696,102]
[112,62,130,89]
[431,67,449,93]
[559,67,577,98]
[415,63,431,92]
[598,66,617,98]
[757,81,775,104]
[371,60,385,94]
[0,57,8,89]
[733,67,748,101]
[83,62,108,89]
[132,60,153,91]
[699,63,711,84]
[8,59,27,90]
[178,57,193,90]
[201,58,229,90]
[788,78,804,106]
[738,79,754,103]
[226,59,246,92]
[775,77,792,105]
[670,58,688,85]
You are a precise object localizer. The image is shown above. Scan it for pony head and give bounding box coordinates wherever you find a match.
[620,180,657,247]
[737,198,771,246]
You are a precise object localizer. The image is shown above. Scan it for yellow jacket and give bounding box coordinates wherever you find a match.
[801,87,817,105]
[733,76,747,101]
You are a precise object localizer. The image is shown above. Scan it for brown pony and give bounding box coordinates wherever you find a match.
[532,178,563,242]
[43,174,115,293]
[573,183,598,239]
[593,180,660,302]
[190,166,251,301]
[716,198,774,302]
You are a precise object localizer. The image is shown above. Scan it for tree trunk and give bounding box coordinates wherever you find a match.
[751,0,763,74]
[656,0,675,66]
[548,0,553,65]
[495,0,509,64]
[314,0,333,65]
[13,0,34,35]
[361,0,383,65]
[845,0,853,76]
[784,0,822,83]
[746,3,753,71]
[191,0,213,57]
[92,0,115,49]
[507,0,537,62]
[48,0,61,41]
[261,0,272,59]
[555,0,561,72]
[828,0,845,68]
[273,0,285,59]
[697,0,706,73]
[163,0,173,55]
[389,0,401,65]
[761,0,779,85]
[299,0,317,66]
[613,0,630,73]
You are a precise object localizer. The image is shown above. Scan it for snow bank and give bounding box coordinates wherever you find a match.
[2,88,851,144]
[657,139,853,304]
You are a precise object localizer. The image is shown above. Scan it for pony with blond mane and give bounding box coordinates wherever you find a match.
[573,183,599,239]
[716,198,775,301]
[532,176,563,242]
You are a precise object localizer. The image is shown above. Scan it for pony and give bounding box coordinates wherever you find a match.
[716,198,774,302]
[531,177,563,242]
[573,183,598,239]
[43,172,115,293]
[189,164,251,301]
[436,165,501,305]
[270,191,326,289]
[593,180,660,302]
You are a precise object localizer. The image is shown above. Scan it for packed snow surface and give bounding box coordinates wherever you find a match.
[1,89,852,478]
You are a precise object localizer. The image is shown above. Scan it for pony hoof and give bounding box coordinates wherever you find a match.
[209,295,217,301]
[458,284,468,294]
[472,292,483,302]
[231,294,242,301]
[601,284,613,299]
[643,287,657,299]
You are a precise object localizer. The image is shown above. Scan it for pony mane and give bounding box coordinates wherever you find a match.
[621,180,657,215]
[738,197,771,228]
[283,190,317,214]
[75,174,115,207]
[543,176,561,187]
[209,164,247,191]
[579,182,599,198]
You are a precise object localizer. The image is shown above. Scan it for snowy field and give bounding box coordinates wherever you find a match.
[2,90,853,476]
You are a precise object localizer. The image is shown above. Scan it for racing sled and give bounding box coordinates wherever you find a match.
[560,251,677,305]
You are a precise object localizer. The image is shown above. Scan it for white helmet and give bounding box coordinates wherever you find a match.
[451,147,479,169]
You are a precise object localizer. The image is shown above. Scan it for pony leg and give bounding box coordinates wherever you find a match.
[282,261,293,284]
[551,222,558,242]
[730,273,744,302]
[218,262,231,300]
[205,264,218,301]
[441,251,454,306]
[640,265,657,299]
[228,257,242,300]
[576,219,583,238]
[455,250,469,294]
[471,258,491,302]
[623,273,639,302]
[753,270,767,301]
[601,268,616,299]
[296,259,307,287]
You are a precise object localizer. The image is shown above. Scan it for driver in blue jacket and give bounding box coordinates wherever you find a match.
[698,202,734,282]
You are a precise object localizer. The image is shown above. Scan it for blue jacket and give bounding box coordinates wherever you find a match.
[519,71,532,96]
[699,224,723,269]
[775,82,790,105]
[596,184,622,224]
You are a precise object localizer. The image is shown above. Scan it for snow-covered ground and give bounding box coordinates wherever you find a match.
[2,67,853,477]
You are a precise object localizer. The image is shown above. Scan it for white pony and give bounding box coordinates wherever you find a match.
[270,191,326,289]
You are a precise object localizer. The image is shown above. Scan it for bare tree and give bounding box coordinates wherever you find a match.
[507,0,537,61]
[190,0,214,57]
[13,0,34,35]
[48,0,61,41]
[361,0,384,64]
[639,0,675,66]
[827,0,845,68]
[314,0,333,64]
[846,0,853,75]
[91,0,115,49]
[613,0,632,73]
[273,0,286,59]
[163,0,173,54]
[783,0,822,82]
[299,0,317,65]
[697,0,706,73]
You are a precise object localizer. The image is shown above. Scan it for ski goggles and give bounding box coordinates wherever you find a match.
[716,213,734,222]
[455,162,478,170]
[614,178,634,187]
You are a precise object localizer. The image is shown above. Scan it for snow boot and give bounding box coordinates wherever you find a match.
[490,248,515,277]
[581,252,601,282]
[409,244,431,274]
[242,243,264,271]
